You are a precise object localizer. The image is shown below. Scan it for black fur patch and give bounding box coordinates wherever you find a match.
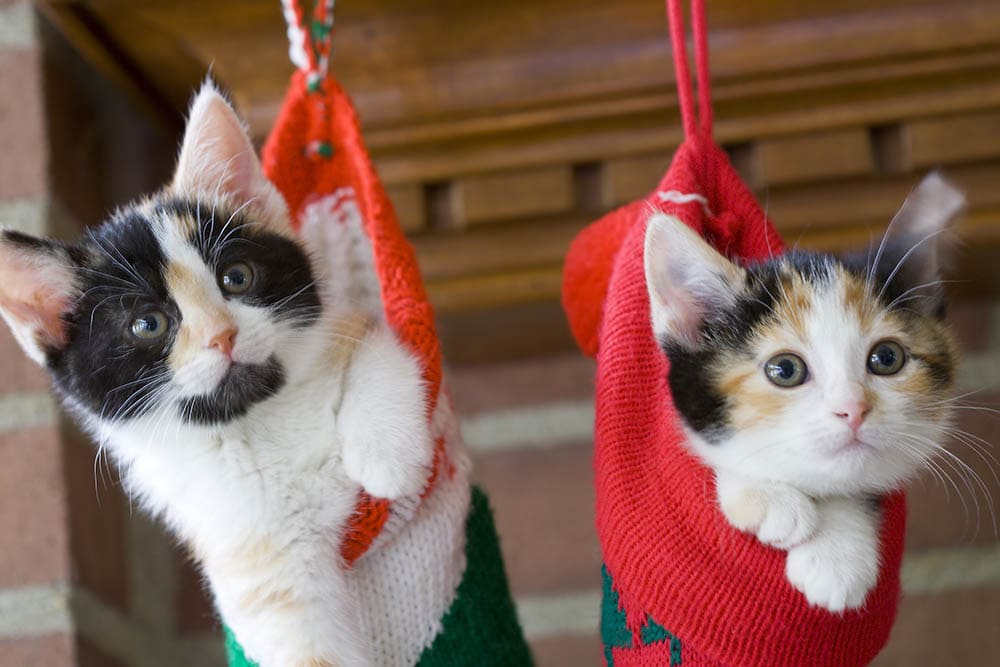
[177,357,286,425]
[50,211,177,421]
[663,341,730,440]
[155,197,321,327]
[3,229,61,253]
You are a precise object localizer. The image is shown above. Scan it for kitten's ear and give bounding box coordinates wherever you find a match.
[644,213,746,349]
[0,230,79,366]
[171,80,290,230]
[875,173,964,314]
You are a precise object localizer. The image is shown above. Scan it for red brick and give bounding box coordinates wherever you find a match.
[531,634,602,667]
[0,325,50,393]
[0,426,70,587]
[0,634,74,667]
[61,425,128,610]
[873,587,1000,665]
[473,442,600,595]
[448,353,595,416]
[905,391,1000,550]
[0,48,47,199]
[174,542,219,635]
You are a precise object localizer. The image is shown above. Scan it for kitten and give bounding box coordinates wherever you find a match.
[643,174,963,613]
[0,83,434,666]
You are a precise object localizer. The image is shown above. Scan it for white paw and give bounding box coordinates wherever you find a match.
[785,540,877,613]
[342,427,433,500]
[719,483,817,549]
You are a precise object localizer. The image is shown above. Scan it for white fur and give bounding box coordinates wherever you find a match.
[785,498,881,613]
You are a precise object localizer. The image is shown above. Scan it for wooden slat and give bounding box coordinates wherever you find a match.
[602,153,672,207]
[764,162,1000,232]
[372,73,1000,185]
[455,166,574,227]
[748,128,875,188]
[423,212,1000,313]
[903,109,1000,168]
[412,218,585,282]
[385,184,426,233]
[427,266,564,313]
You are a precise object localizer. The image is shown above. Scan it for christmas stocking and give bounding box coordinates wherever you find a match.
[562,2,904,665]
[224,2,532,665]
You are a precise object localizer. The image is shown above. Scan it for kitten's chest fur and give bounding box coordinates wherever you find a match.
[98,335,362,563]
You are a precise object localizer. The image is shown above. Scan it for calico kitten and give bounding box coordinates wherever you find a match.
[0,83,434,666]
[643,174,963,612]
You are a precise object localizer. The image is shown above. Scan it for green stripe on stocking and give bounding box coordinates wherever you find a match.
[416,486,533,666]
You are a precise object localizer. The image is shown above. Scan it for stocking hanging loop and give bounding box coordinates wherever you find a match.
[666,0,713,140]
[281,0,336,80]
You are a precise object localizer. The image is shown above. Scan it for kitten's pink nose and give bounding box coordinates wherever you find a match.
[835,400,871,432]
[208,328,237,358]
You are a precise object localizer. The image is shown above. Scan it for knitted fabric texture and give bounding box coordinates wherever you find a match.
[562,135,906,666]
[223,9,530,661]
[261,68,444,563]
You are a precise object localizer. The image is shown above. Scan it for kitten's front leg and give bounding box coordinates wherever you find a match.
[715,469,818,549]
[785,497,881,613]
[208,540,369,667]
[339,323,433,499]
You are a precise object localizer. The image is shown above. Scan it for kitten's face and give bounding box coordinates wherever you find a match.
[0,83,321,427]
[645,175,964,496]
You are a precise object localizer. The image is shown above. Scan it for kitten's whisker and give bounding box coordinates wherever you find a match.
[901,434,975,532]
[876,227,948,304]
[870,192,912,288]
[76,267,138,290]
[904,432,997,538]
[865,228,876,286]
[937,404,1000,417]
[883,278,954,312]
[217,199,258,243]
[928,387,997,406]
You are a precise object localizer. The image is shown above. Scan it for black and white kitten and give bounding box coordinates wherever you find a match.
[0,83,438,666]
[644,174,963,612]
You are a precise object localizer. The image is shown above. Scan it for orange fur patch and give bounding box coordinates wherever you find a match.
[839,268,878,331]
[325,312,376,370]
[293,659,339,667]
[715,354,784,430]
[238,584,299,614]
[165,259,234,369]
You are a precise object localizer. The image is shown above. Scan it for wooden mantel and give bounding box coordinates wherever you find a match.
[35,0,1000,357]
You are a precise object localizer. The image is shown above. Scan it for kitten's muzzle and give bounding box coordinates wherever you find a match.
[208,327,237,358]
[834,399,870,433]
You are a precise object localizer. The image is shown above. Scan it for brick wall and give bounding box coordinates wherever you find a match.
[0,4,224,665]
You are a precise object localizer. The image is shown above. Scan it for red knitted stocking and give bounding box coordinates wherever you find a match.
[563,2,904,665]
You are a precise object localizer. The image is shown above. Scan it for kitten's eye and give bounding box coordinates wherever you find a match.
[220,262,254,295]
[130,312,169,341]
[868,340,906,376]
[765,353,808,387]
